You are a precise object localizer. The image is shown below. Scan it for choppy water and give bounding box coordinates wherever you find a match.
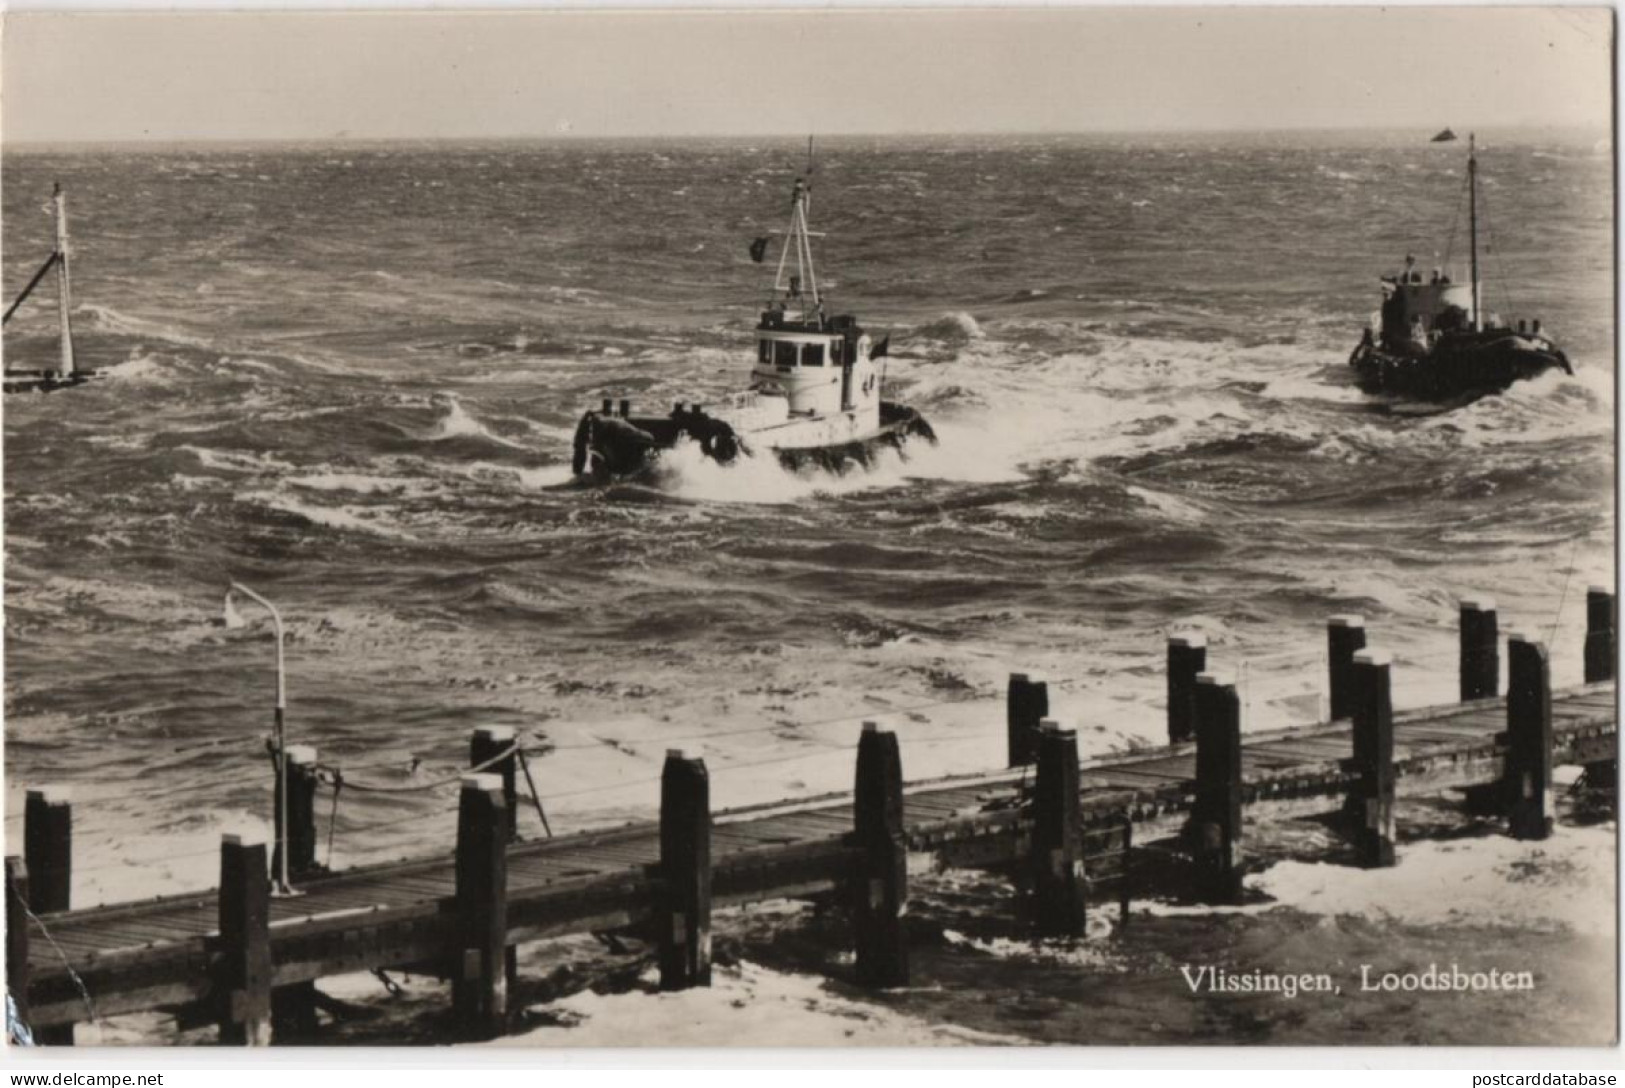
[2,131,1614,1045]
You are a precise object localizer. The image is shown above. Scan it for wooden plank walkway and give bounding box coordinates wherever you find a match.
[19,680,1616,1031]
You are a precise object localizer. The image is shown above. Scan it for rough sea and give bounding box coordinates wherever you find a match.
[1,131,1614,1045]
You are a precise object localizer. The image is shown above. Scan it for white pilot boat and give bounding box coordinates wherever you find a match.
[570,172,935,480]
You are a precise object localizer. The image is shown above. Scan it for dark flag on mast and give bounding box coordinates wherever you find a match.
[749,236,770,263]
[870,335,890,360]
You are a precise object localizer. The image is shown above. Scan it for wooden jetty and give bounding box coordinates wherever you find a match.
[6,592,1617,1045]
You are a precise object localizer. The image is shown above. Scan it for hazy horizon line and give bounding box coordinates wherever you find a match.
[3,123,1612,152]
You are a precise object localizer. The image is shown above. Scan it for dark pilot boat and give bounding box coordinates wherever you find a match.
[1348,135,1572,406]
[571,171,935,481]
[3,184,97,394]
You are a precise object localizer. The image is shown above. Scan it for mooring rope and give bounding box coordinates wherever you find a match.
[7,994,35,1047]
[2,252,59,327]
[322,742,522,795]
[515,748,553,839]
[20,901,101,1029]
[1548,535,1585,649]
[325,770,344,868]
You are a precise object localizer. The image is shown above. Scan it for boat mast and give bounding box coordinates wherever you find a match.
[771,140,822,311]
[52,182,76,377]
[1468,134,1480,333]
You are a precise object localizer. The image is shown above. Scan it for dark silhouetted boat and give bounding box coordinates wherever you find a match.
[1431,128,1458,143]
[1347,135,1572,406]
[571,166,935,481]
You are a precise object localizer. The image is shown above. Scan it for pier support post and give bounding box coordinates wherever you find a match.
[24,788,70,916]
[1581,588,1616,807]
[6,858,30,1044]
[1585,587,1615,684]
[271,747,321,1037]
[1007,674,1048,767]
[469,727,519,843]
[470,728,520,993]
[1031,722,1086,937]
[217,835,272,1047]
[853,723,908,988]
[452,774,508,1039]
[1505,634,1554,842]
[658,750,712,992]
[1327,616,1366,721]
[1460,598,1499,701]
[24,789,73,1045]
[1191,674,1243,904]
[1348,650,1396,868]
[273,747,320,880]
[1167,634,1206,744]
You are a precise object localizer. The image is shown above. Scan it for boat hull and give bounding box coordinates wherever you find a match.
[572,401,936,482]
[1348,331,1571,403]
[2,369,96,395]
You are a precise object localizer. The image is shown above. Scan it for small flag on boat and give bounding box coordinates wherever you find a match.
[749,236,770,263]
[870,335,890,360]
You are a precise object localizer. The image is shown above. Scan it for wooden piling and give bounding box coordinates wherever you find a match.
[1348,649,1396,868]
[1191,673,1243,903]
[1118,817,1133,925]
[270,746,322,1037]
[273,746,320,880]
[1585,587,1616,684]
[1460,597,1499,701]
[657,750,712,992]
[22,789,74,1044]
[23,788,70,915]
[1505,634,1554,841]
[1167,634,1207,744]
[452,773,508,1039]
[217,835,272,1046]
[469,727,519,843]
[1031,721,1085,936]
[1007,673,1049,767]
[853,723,908,988]
[1580,588,1617,806]
[6,858,29,1042]
[1327,615,1367,721]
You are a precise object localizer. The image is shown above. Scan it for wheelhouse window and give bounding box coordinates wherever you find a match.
[803,343,826,367]
[774,341,799,369]
[758,340,772,364]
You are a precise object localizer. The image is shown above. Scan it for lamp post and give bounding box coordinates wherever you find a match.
[223,581,298,897]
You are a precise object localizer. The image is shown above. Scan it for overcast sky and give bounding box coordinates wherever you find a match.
[2,6,1613,142]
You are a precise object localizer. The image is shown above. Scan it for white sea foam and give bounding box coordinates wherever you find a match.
[427,395,522,447]
[494,961,1020,1047]
[236,488,418,541]
[943,913,1123,969]
[455,459,575,490]
[1250,824,1617,938]
[180,445,299,475]
[286,471,420,495]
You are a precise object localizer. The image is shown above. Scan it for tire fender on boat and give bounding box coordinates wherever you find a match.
[699,420,741,463]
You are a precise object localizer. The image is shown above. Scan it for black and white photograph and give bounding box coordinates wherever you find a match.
[0,4,1616,1053]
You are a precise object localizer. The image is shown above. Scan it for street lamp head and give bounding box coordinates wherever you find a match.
[222,587,246,630]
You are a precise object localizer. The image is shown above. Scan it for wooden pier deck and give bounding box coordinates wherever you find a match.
[16,678,1616,1035]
